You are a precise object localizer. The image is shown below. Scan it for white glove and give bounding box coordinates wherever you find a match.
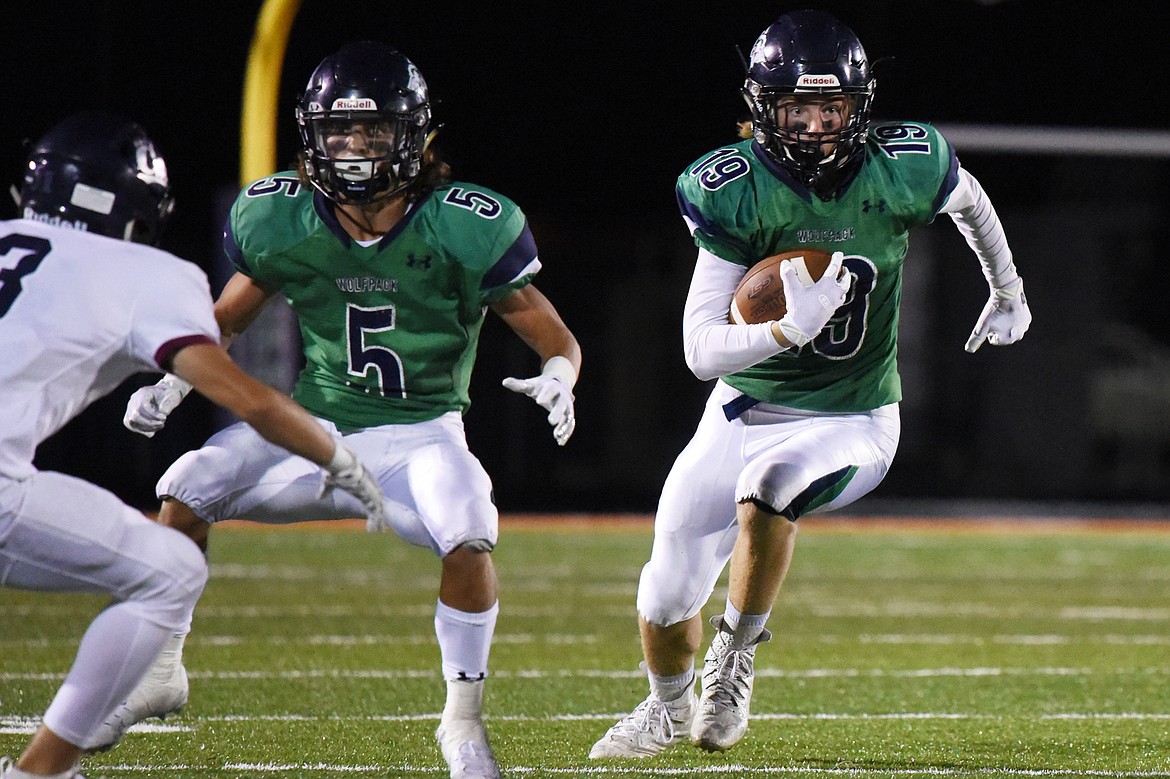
[965,276,1031,353]
[776,251,852,348]
[322,443,387,532]
[123,374,193,437]
[502,355,577,446]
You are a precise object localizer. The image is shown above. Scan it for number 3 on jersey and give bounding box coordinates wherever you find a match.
[346,304,406,397]
[811,256,876,360]
[0,234,51,317]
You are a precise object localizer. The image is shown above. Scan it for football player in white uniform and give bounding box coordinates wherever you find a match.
[0,111,385,779]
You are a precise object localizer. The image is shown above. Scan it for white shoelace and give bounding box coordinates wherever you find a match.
[706,639,755,708]
[615,695,691,746]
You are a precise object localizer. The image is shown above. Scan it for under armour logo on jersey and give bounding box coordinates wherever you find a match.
[406,253,433,270]
[862,199,887,213]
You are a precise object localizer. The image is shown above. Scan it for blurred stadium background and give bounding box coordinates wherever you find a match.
[4,0,1169,516]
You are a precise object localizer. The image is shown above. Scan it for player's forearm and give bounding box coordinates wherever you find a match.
[171,344,335,467]
[683,319,786,380]
[945,168,1018,289]
[682,249,786,380]
[231,390,336,467]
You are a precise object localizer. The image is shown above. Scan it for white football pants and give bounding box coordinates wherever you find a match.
[157,411,498,557]
[0,471,208,748]
[638,381,900,627]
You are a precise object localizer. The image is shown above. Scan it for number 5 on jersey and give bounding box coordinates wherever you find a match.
[347,304,405,397]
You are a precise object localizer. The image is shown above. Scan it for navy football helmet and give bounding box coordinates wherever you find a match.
[19,111,174,244]
[296,41,432,204]
[742,10,875,198]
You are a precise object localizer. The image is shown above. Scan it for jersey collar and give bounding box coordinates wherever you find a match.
[311,189,432,250]
[750,141,863,202]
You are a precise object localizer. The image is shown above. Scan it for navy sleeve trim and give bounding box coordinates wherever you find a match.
[676,186,735,241]
[930,145,961,218]
[481,220,538,291]
[222,213,254,276]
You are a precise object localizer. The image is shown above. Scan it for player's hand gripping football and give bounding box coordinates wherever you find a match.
[123,374,193,437]
[965,277,1031,353]
[775,250,852,348]
[322,442,387,532]
[502,355,576,446]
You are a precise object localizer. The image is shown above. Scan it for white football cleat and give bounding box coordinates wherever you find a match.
[86,658,189,752]
[691,616,770,752]
[589,688,697,759]
[435,718,501,779]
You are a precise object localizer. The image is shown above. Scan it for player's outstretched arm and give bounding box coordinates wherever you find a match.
[492,285,581,446]
[168,343,386,528]
[942,167,1032,352]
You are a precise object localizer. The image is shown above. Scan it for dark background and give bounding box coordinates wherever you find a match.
[5,1,1170,515]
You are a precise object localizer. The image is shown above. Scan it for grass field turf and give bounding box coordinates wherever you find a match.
[3,515,1170,777]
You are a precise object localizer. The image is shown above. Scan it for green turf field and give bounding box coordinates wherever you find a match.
[4,518,1170,777]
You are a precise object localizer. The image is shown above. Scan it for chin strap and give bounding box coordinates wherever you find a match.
[332,201,387,238]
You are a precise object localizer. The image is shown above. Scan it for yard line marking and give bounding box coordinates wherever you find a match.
[808,602,1170,620]
[188,604,636,618]
[9,665,1166,683]
[0,632,603,649]
[1,717,188,735]
[9,711,1170,734]
[6,602,1170,621]
[1063,606,1170,620]
[73,762,1170,777]
[8,632,1170,650]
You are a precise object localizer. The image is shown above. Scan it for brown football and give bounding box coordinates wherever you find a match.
[728,248,834,325]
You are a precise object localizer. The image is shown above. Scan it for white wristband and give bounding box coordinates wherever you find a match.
[326,442,357,475]
[541,355,578,389]
[160,373,193,396]
[777,318,811,349]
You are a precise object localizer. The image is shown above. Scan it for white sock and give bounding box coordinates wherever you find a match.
[41,602,171,748]
[434,600,498,686]
[647,665,695,703]
[147,632,187,678]
[441,677,485,722]
[723,600,770,648]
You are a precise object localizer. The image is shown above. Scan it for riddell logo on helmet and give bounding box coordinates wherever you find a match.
[24,208,88,231]
[797,75,841,87]
[331,98,377,110]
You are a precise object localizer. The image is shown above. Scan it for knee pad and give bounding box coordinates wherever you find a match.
[128,535,208,630]
[456,538,495,554]
[636,557,709,627]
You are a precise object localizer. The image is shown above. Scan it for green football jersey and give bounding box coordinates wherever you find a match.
[676,122,959,413]
[225,175,539,429]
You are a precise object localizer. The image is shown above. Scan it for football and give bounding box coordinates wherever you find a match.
[728,247,834,325]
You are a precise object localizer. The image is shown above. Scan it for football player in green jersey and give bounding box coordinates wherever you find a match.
[591,10,1030,760]
[120,42,580,779]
